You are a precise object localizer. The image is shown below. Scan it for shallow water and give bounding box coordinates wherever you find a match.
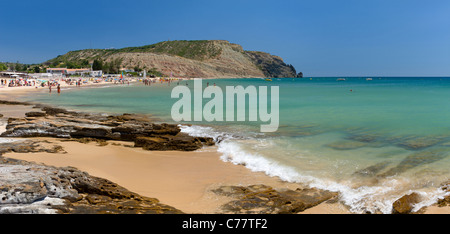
[21,77,450,213]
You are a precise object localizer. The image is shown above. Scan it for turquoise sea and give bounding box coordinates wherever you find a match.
[22,77,450,213]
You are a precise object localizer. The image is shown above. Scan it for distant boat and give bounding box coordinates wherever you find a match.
[337,78,346,81]
[265,78,272,81]
[366,78,373,81]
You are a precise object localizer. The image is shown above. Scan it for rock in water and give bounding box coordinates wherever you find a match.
[392,193,421,214]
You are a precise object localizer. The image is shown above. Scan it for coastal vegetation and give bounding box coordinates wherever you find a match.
[0,62,43,73]
[0,63,7,71]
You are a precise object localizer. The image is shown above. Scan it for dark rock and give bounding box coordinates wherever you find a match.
[396,136,445,150]
[212,184,338,214]
[146,123,181,136]
[86,194,113,205]
[25,112,47,117]
[346,133,381,143]
[134,133,206,151]
[392,193,421,214]
[41,106,69,116]
[436,181,450,207]
[1,102,214,151]
[325,140,368,150]
[0,100,31,106]
[0,158,183,214]
[195,137,216,146]
[68,138,109,146]
[0,139,66,155]
[353,161,391,177]
[380,148,449,177]
[134,137,168,150]
[70,127,111,139]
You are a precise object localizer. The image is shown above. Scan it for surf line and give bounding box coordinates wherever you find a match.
[170,79,279,132]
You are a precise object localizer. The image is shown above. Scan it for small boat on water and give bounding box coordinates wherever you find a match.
[337,78,346,81]
[265,78,272,81]
[366,78,373,81]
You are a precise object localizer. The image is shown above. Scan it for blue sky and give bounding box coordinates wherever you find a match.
[1,0,449,76]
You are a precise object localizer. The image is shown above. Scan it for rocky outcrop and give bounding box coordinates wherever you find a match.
[436,181,450,207]
[0,157,182,214]
[212,184,338,214]
[244,51,297,78]
[135,133,214,151]
[392,193,421,214]
[1,102,214,152]
[0,100,32,106]
[0,139,66,155]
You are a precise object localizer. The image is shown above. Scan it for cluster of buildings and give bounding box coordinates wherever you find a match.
[46,68,103,77]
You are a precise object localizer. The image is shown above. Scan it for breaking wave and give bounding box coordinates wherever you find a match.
[180,124,449,213]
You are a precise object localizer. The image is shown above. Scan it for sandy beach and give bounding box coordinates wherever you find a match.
[4,139,306,213]
[0,77,131,100]
[1,82,449,214]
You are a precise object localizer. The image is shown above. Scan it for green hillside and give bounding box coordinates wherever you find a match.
[43,40,301,78]
[45,40,223,68]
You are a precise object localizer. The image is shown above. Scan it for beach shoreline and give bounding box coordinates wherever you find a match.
[4,138,312,213]
[1,81,449,214]
[0,77,138,101]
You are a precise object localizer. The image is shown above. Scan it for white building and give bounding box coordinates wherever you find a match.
[46,68,102,77]
[90,70,103,77]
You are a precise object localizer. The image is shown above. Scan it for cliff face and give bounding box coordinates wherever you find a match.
[244,51,298,78]
[45,40,299,78]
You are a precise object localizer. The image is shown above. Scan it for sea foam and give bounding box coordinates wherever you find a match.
[180,124,449,213]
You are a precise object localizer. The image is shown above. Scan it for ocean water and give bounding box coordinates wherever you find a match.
[22,77,450,213]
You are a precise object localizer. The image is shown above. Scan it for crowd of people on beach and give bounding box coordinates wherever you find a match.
[142,78,156,85]
[2,76,197,94]
[142,77,192,86]
[1,76,134,90]
[1,78,37,87]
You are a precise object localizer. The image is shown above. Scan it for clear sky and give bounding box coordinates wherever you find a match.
[1,0,449,76]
